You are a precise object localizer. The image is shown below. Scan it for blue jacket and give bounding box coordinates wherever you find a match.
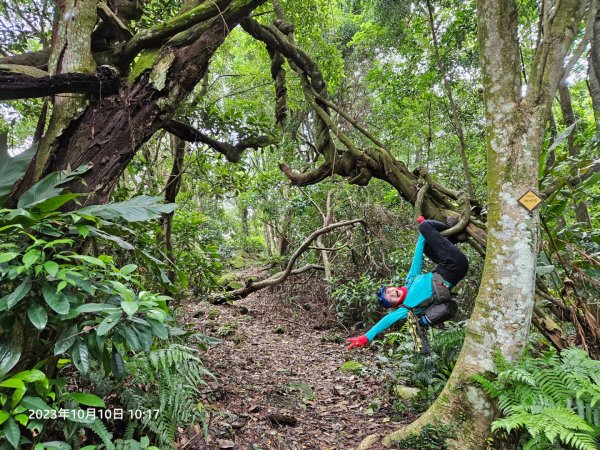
[365,234,433,342]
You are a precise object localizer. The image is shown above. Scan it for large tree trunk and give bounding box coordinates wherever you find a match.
[360,0,586,448]
[8,0,266,206]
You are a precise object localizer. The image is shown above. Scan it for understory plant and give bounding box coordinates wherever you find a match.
[474,347,600,450]
[0,167,186,448]
[377,322,466,415]
[88,343,213,448]
[332,272,383,326]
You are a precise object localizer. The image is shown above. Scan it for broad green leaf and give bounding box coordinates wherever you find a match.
[12,386,26,406]
[97,312,122,336]
[102,347,111,376]
[42,282,70,314]
[67,254,106,268]
[43,239,74,249]
[111,349,126,380]
[3,415,20,448]
[88,227,134,250]
[75,224,90,238]
[71,340,90,375]
[68,392,105,408]
[544,199,568,223]
[118,326,141,352]
[77,195,176,222]
[43,261,59,277]
[20,396,52,412]
[580,171,600,190]
[0,335,22,378]
[133,325,153,353]
[74,303,119,314]
[148,318,168,340]
[119,264,137,275]
[13,369,46,382]
[22,249,40,267]
[27,303,48,330]
[0,251,19,263]
[120,300,138,317]
[545,122,576,156]
[54,326,77,355]
[32,193,83,213]
[0,410,8,425]
[35,443,73,450]
[17,166,88,210]
[6,278,32,309]
[0,378,25,389]
[0,142,37,206]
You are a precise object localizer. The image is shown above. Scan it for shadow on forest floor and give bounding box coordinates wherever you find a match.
[176,277,414,450]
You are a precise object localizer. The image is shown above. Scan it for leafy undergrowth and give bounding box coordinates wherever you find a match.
[177,278,412,449]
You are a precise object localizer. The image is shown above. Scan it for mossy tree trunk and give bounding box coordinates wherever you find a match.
[8,0,266,206]
[362,0,587,448]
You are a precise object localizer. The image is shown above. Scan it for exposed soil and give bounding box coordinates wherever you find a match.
[176,278,414,450]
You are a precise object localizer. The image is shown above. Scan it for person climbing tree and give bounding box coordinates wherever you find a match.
[346,217,469,349]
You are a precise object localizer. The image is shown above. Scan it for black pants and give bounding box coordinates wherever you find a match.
[418,220,469,286]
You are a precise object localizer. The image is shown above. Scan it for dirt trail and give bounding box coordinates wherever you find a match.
[178,287,410,450]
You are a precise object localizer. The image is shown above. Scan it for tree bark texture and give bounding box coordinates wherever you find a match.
[9,0,267,206]
[0,68,120,100]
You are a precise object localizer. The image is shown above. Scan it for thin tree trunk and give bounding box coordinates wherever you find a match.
[558,81,592,227]
[425,0,475,199]
[162,135,185,282]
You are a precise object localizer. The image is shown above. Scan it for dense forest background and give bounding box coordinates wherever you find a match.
[0,0,599,448]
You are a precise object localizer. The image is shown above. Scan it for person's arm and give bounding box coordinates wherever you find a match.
[364,307,409,341]
[406,234,425,284]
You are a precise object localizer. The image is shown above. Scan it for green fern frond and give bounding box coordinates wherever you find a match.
[86,419,116,450]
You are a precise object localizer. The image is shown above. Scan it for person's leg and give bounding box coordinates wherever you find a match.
[418,220,469,285]
[419,220,454,261]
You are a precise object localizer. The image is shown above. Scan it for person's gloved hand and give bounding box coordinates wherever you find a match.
[346,335,369,349]
[417,215,425,224]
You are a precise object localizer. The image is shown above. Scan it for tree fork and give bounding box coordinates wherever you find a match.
[9,0,267,206]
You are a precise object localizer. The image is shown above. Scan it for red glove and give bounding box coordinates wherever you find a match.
[417,215,425,224]
[346,335,369,349]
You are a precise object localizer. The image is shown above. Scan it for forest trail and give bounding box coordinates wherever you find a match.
[178,285,407,450]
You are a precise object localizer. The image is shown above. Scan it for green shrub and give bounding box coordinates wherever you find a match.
[474,347,600,450]
[88,343,213,448]
[332,272,382,326]
[0,168,178,448]
[377,322,465,415]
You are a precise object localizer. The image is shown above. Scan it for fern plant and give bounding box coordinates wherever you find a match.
[88,343,213,448]
[474,347,600,450]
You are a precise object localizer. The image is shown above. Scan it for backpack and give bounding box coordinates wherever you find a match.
[420,273,458,326]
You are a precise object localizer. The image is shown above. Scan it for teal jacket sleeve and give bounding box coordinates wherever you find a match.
[365,272,433,341]
[406,234,425,287]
